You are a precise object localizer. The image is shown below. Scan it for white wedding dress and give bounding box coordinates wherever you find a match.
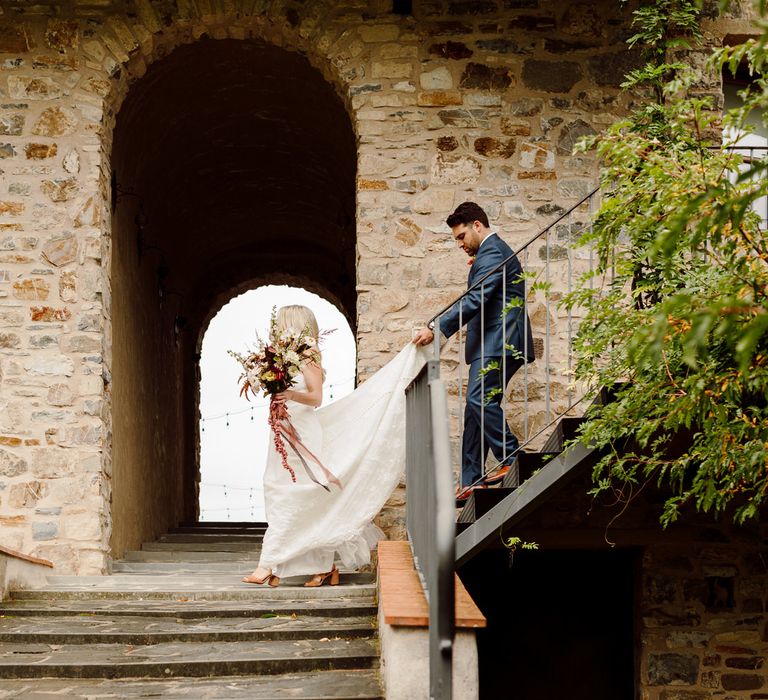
[257,343,428,578]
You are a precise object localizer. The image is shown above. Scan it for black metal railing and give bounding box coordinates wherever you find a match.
[405,361,455,699]
[401,142,767,695]
[427,147,768,494]
[429,186,605,492]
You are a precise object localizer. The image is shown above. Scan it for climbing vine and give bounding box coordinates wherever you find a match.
[566,0,768,525]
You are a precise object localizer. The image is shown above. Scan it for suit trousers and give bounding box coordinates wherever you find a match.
[461,356,523,487]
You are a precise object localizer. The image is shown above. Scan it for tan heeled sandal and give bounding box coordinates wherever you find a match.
[242,568,272,584]
[268,574,280,587]
[304,565,339,587]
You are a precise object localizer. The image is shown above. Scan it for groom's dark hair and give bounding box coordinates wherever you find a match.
[446,201,490,229]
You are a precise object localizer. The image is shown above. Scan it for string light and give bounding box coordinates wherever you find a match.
[199,376,355,426]
[200,504,266,517]
[200,482,264,491]
[200,483,266,520]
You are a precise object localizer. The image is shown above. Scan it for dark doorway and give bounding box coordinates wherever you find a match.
[109,37,356,559]
[460,548,638,700]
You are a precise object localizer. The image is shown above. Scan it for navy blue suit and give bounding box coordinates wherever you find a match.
[438,234,534,486]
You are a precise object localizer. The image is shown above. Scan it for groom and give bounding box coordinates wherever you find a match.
[414,201,534,500]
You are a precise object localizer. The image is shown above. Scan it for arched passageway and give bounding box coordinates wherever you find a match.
[109,38,357,558]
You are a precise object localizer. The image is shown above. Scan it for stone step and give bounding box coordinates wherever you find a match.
[112,561,262,573]
[157,533,265,543]
[0,613,376,644]
[0,637,379,679]
[172,524,268,535]
[142,541,259,552]
[0,597,377,619]
[109,564,371,579]
[179,521,268,528]
[168,528,268,537]
[124,549,260,562]
[44,573,375,588]
[0,669,384,698]
[10,583,377,602]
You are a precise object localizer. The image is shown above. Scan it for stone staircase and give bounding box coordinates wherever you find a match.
[0,522,384,699]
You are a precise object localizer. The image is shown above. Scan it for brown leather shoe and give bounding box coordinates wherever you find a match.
[455,483,486,506]
[484,464,510,484]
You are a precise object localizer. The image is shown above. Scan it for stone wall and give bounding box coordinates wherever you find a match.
[642,529,768,699]
[0,0,751,572]
[503,468,768,699]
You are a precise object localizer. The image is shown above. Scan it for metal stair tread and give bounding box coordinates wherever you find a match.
[541,415,586,453]
[500,451,562,488]
[457,487,514,524]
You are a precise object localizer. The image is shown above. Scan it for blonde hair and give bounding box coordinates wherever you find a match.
[275,305,320,343]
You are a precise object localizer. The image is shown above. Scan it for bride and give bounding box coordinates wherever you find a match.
[243,305,426,587]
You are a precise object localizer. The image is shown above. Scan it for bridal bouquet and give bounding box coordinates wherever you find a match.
[228,309,340,489]
[229,323,321,402]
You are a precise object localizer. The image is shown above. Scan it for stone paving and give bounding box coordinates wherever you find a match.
[0,524,384,698]
[0,614,376,643]
[2,597,378,619]
[0,638,379,679]
[0,670,384,699]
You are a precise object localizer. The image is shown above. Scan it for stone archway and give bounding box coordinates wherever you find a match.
[108,37,357,558]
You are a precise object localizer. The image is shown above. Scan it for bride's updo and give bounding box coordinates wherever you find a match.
[275,305,320,344]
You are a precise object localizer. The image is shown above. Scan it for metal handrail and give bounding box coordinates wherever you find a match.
[403,143,766,694]
[429,145,768,326]
[429,186,601,325]
[427,144,768,494]
[405,361,455,699]
[428,184,605,495]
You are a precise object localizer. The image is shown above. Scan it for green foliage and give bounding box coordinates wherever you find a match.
[502,536,539,552]
[622,0,703,105]
[566,0,768,525]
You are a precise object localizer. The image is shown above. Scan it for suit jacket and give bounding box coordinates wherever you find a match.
[438,233,535,364]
